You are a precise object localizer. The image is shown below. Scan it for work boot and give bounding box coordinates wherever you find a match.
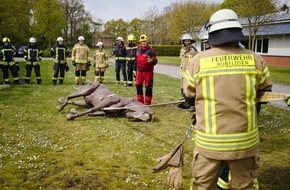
[25,79,30,84]
[52,80,57,86]
[137,95,144,104]
[145,96,152,105]
[37,79,42,84]
[14,80,19,85]
[59,79,63,85]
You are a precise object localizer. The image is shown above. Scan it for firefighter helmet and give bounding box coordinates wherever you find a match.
[29,37,36,43]
[208,9,242,33]
[139,34,148,42]
[116,37,124,42]
[181,33,196,44]
[2,37,10,43]
[57,37,64,42]
[207,9,244,46]
[127,34,136,42]
[96,41,104,47]
[78,36,85,41]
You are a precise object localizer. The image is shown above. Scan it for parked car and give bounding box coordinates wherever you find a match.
[16,45,27,57]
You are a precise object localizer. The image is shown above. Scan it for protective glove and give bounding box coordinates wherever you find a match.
[72,61,76,66]
[147,56,153,63]
[285,94,290,107]
[65,64,69,72]
[167,166,183,189]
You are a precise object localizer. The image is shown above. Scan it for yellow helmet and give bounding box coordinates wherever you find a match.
[139,34,148,42]
[2,37,10,43]
[127,34,136,42]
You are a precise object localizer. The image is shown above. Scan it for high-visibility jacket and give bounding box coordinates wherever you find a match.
[24,45,42,65]
[94,49,108,69]
[126,43,137,62]
[180,46,198,77]
[51,44,69,64]
[72,43,89,64]
[112,45,126,62]
[136,46,157,71]
[183,45,272,160]
[0,45,15,66]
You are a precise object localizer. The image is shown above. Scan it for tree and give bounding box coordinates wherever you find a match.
[167,0,220,44]
[221,0,279,50]
[140,7,160,44]
[0,0,33,46]
[60,0,87,46]
[33,0,66,49]
[103,19,129,43]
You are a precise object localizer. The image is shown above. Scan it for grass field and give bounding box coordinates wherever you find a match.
[0,60,289,189]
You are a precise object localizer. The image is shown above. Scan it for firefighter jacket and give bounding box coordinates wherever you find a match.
[126,43,137,62]
[0,45,15,66]
[93,49,108,69]
[51,44,69,64]
[24,45,43,65]
[180,45,198,77]
[112,44,126,62]
[183,45,272,160]
[136,46,157,71]
[72,43,89,64]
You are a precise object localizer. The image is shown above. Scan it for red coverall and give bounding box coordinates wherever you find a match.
[135,45,157,105]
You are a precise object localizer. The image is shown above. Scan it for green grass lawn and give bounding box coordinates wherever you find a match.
[0,60,289,189]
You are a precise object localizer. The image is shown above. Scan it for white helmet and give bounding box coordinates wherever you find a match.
[29,37,36,43]
[57,37,64,42]
[208,9,242,33]
[198,20,210,42]
[116,37,123,42]
[78,36,85,41]
[181,33,193,41]
[96,41,104,47]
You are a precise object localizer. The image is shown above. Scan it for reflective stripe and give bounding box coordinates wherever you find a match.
[126,57,135,61]
[115,57,126,60]
[245,75,257,131]
[195,127,259,151]
[217,177,231,189]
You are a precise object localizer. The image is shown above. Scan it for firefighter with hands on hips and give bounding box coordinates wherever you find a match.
[112,36,127,85]
[51,37,69,86]
[135,34,157,105]
[93,41,108,83]
[180,9,272,190]
[0,37,19,85]
[24,37,43,84]
[72,36,90,85]
[178,33,198,111]
[126,34,138,87]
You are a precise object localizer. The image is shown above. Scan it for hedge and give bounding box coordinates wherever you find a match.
[151,45,181,56]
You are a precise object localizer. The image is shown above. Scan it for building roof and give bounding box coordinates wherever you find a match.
[241,12,290,36]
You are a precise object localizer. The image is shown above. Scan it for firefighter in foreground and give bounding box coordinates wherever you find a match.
[24,37,43,84]
[126,34,138,87]
[112,36,127,85]
[93,41,109,83]
[178,33,198,111]
[181,9,272,189]
[51,37,69,85]
[135,34,157,105]
[72,36,90,85]
[0,37,19,84]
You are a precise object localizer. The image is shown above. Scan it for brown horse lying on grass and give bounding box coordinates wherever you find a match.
[57,82,154,122]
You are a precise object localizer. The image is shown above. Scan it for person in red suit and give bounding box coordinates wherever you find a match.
[135,34,158,105]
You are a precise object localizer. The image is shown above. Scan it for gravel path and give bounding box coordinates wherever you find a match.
[154,64,290,110]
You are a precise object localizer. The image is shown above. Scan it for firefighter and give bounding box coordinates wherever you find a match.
[93,41,108,83]
[182,9,272,189]
[178,33,198,111]
[0,37,19,84]
[72,36,90,85]
[51,37,69,86]
[126,34,138,87]
[112,36,127,85]
[24,37,43,84]
[135,34,158,105]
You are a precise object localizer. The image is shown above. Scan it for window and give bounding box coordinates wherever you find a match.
[256,39,268,53]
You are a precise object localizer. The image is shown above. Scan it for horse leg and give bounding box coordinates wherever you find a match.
[57,82,100,111]
[66,94,121,120]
